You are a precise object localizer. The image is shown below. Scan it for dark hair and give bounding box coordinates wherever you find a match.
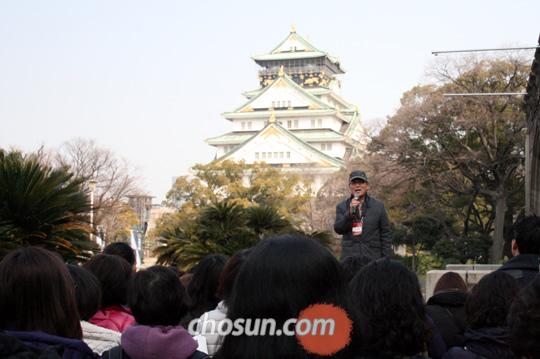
[513,215,540,254]
[167,265,185,278]
[0,247,82,339]
[350,260,426,357]
[218,235,350,359]
[187,254,228,313]
[83,254,132,308]
[466,271,519,329]
[67,264,101,321]
[340,255,372,283]
[128,266,188,326]
[433,272,468,294]
[509,276,540,359]
[103,242,136,267]
[217,249,251,306]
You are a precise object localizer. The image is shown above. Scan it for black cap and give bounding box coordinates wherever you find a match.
[349,170,368,183]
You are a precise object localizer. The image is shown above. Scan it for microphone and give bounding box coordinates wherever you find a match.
[352,193,360,216]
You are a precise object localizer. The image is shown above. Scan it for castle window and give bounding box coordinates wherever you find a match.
[317,118,323,127]
[241,122,246,130]
[255,152,259,159]
[294,120,299,128]
[287,120,292,128]
[287,152,291,159]
[262,152,266,159]
[247,122,252,129]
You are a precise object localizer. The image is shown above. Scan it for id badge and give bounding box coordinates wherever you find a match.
[352,220,363,236]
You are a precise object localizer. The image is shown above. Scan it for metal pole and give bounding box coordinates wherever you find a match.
[432,46,539,55]
[443,92,527,97]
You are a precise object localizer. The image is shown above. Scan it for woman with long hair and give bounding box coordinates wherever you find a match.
[0,246,97,358]
[215,235,351,359]
[350,260,443,359]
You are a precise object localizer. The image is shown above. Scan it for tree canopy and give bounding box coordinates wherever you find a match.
[366,56,529,262]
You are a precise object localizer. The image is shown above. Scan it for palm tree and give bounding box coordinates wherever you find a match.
[154,202,295,269]
[0,150,98,261]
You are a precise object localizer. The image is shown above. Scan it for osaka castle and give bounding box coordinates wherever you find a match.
[206,28,367,191]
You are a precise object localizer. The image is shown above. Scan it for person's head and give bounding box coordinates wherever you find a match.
[340,255,372,283]
[128,266,189,326]
[509,277,540,359]
[349,260,426,357]
[0,247,82,339]
[67,264,101,321]
[103,242,136,269]
[83,254,132,309]
[433,272,468,294]
[217,249,251,307]
[349,170,369,198]
[466,271,519,329]
[219,234,350,359]
[511,215,540,256]
[187,253,228,311]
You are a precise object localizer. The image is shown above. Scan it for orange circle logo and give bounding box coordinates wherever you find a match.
[295,303,352,356]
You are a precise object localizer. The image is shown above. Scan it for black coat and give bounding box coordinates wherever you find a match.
[334,194,392,260]
[443,327,516,359]
[497,253,539,288]
[426,291,468,348]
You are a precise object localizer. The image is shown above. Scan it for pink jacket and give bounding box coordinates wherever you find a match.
[89,305,135,333]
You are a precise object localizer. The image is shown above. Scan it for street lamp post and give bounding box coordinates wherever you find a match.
[88,179,97,243]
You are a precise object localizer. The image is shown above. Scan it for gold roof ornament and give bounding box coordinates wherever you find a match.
[278,65,285,77]
[269,111,277,123]
[291,24,296,33]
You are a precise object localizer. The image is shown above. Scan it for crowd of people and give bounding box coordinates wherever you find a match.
[0,215,539,359]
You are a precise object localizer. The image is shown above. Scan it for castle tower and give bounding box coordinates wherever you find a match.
[206,28,367,191]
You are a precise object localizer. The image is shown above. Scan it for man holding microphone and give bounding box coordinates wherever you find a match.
[334,170,393,260]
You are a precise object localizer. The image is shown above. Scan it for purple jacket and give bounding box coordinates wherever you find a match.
[5,330,98,359]
[121,324,198,359]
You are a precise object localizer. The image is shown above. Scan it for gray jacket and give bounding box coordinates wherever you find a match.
[334,194,392,260]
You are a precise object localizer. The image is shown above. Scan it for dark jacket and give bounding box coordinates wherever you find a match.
[497,253,539,288]
[5,330,98,359]
[334,194,392,260]
[354,355,430,359]
[0,332,62,359]
[426,291,468,348]
[442,327,516,359]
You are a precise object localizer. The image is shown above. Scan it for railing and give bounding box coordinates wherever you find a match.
[259,65,327,77]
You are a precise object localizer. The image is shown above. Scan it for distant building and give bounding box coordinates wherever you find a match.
[206,28,367,191]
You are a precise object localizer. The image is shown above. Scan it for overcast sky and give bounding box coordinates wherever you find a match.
[1,0,538,201]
